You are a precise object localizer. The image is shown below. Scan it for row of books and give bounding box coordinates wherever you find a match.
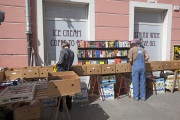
[77,50,128,58]
[78,58,128,65]
[77,40,130,48]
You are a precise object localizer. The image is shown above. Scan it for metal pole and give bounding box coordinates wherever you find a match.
[25,0,32,66]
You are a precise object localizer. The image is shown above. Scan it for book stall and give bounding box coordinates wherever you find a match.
[0,40,180,119]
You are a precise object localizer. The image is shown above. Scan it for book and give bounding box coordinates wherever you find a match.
[86,60,90,65]
[115,58,121,64]
[80,40,85,48]
[80,50,85,58]
[92,50,96,58]
[78,61,82,65]
[102,50,106,58]
[88,50,92,58]
[77,50,81,58]
[90,60,97,64]
[85,50,88,58]
[108,41,115,48]
[104,60,108,64]
[96,50,100,58]
[96,61,100,64]
[99,41,106,48]
[84,40,87,48]
[115,40,119,48]
[91,41,95,48]
[77,40,81,48]
[107,50,111,57]
[119,41,123,47]
[95,42,100,48]
[100,61,104,64]
[110,50,115,57]
[105,41,108,48]
[108,59,115,64]
[82,60,86,65]
[121,58,127,63]
[86,41,91,48]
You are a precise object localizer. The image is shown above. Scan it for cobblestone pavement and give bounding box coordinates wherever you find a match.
[42,91,180,120]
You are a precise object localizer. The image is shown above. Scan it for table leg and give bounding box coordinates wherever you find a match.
[171,70,178,93]
[63,97,71,120]
[55,97,61,120]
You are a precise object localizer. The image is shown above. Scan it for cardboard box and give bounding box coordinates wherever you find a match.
[100,84,114,91]
[5,70,22,80]
[47,72,80,96]
[146,61,162,71]
[39,66,54,77]
[165,80,180,89]
[115,63,130,73]
[84,64,101,75]
[14,101,42,120]
[48,71,78,79]
[22,67,40,78]
[100,91,114,100]
[101,64,116,74]
[127,64,132,72]
[47,76,81,97]
[71,65,87,76]
[0,71,5,81]
[99,75,116,85]
[162,61,172,70]
[169,60,180,70]
[164,74,180,90]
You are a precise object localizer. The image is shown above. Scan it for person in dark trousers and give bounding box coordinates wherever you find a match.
[56,41,74,111]
[128,39,149,101]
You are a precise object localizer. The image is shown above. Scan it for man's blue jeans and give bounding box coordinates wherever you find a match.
[132,67,146,100]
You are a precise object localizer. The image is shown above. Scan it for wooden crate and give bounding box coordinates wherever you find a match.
[0,83,36,104]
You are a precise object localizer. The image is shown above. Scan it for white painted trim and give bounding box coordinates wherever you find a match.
[36,0,45,66]
[46,17,87,21]
[36,0,95,65]
[134,22,162,26]
[129,1,172,61]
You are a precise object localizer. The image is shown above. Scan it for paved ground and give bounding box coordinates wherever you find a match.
[42,90,180,120]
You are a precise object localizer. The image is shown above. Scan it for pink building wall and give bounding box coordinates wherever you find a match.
[0,0,28,68]
[95,0,129,40]
[0,0,180,67]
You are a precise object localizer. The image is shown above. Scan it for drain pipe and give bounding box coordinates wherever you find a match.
[25,0,32,66]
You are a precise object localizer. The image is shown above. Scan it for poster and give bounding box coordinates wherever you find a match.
[174,45,180,60]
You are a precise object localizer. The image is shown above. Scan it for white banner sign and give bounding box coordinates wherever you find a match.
[45,20,87,65]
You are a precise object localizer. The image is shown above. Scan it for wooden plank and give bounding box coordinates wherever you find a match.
[171,70,178,93]
[34,89,49,100]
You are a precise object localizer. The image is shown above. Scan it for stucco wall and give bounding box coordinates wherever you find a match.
[95,0,129,40]
[171,1,180,59]
[0,0,28,68]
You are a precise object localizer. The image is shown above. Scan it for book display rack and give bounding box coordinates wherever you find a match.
[77,40,131,65]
